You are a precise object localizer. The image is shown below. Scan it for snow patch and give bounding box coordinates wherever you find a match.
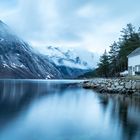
[35,46,95,69]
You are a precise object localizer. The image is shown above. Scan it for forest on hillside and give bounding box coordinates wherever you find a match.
[81,23,140,78]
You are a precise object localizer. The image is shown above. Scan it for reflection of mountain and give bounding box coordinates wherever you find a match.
[0,20,62,79]
[0,80,78,128]
[0,80,77,104]
[0,80,140,139]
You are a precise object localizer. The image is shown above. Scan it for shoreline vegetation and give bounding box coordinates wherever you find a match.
[80,24,140,96]
[82,78,140,95]
[79,24,140,79]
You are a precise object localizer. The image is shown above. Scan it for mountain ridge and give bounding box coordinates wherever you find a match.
[0,20,95,79]
[35,45,95,70]
[0,20,62,79]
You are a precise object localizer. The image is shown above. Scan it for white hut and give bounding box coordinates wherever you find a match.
[128,48,140,76]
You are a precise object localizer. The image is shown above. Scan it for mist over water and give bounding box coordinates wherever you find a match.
[0,80,140,140]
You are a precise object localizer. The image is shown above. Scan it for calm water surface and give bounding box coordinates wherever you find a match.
[0,79,140,140]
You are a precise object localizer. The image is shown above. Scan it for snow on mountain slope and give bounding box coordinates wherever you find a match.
[36,46,95,70]
[0,20,62,79]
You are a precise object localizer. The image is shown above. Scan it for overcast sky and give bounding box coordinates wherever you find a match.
[0,0,140,53]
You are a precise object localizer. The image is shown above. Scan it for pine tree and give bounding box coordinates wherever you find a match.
[82,23,140,78]
[118,23,140,71]
[97,50,110,77]
[108,42,120,76]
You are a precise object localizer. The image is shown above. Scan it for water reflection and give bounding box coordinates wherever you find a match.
[0,80,139,140]
[0,80,81,129]
[98,94,140,140]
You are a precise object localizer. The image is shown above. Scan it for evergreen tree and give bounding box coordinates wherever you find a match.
[118,23,140,71]
[108,42,120,76]
[97,50,109,77]
[80,23,140,78]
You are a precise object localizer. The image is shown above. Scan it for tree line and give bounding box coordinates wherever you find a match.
[96,23,140,77]
[78,23,140,79]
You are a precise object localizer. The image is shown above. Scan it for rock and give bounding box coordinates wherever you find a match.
[82,78,139,95]
[127,90,134,95]
[120,82,124,86]
[125,82,132,89]
[114,82,119,86]
[132,82,136,90]
[116,85,124,90]
[136,81,140,90]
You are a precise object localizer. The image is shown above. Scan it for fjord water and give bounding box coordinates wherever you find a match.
[0,80,140,140]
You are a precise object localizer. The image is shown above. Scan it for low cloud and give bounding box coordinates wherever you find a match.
[0,0,140,54]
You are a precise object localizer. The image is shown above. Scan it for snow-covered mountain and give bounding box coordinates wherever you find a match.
[35,46,95,78]
[0,20,96,79]
[0,20,62,79]
[37,46,95,69]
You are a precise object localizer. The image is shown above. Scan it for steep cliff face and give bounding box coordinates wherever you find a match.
[0,21,62,79]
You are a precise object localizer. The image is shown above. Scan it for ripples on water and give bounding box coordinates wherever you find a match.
[0,79,140,140]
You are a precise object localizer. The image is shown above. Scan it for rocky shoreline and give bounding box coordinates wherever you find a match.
[82,78,140,95]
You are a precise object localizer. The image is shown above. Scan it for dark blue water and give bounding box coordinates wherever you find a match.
[0,80,140,140]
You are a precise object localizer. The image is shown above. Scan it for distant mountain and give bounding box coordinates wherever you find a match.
[0,20,62,79]
[45,46,94,69]
[0,20,96,79]
[36,46,95,78]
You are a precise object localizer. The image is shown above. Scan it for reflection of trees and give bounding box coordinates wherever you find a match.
[98,95,109,112]
[117,96,139,140]
[98,94,140,140]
